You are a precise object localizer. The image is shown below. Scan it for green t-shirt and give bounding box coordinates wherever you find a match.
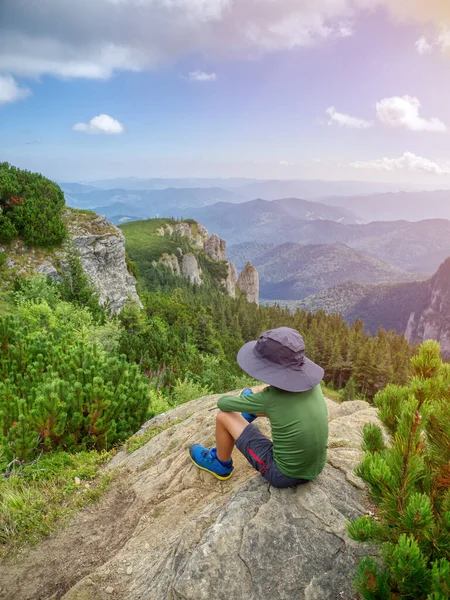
[217,384,328,480]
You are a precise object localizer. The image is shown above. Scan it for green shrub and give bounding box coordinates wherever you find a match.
[349,340,450,599]
[0,311,150,461]
[0,163,67,248]
[171,378,210,405]
[0,215,18,243]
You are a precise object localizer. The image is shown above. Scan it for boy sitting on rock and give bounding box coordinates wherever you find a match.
[190,327,329,488]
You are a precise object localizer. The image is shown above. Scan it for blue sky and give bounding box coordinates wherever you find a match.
[2,1,450,183]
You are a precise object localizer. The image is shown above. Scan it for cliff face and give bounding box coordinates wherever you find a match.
[2,210,142,314]
[237,261,260,304]
[405,258,450,357]
[15,392,380,600]
[154,220,258,302]
[181,253,202,285]
[204,233,227,262]
[69,215,142,314]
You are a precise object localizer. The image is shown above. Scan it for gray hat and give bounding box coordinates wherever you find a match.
[237,327,324,393]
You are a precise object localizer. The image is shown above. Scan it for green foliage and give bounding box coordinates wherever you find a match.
[361,423,386,454]
[125,418,183,454]
[0,215,18,243]
[353,557,392,600]
[0,306,150,461]
[349,341,450,599]
[172,378,210,405]
[60,251,105,321]
[0,162,67,248]
[340,377,358,401]
[0,449,111,552]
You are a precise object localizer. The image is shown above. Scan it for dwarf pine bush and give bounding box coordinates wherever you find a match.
[349,340,450,599]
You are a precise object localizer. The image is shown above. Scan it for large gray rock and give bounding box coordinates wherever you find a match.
[158,253,181,275]
[70,225,142,314]
[181,253,202,285]
[222,261,238,297]
[404,258,450,357]
[34,261,62,282]
[57,394,378,600]
[174,223,192,238]
[204,234,227,262]
[237,261,259,304]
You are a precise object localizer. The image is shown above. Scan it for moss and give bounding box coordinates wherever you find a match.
[125,418,184,454]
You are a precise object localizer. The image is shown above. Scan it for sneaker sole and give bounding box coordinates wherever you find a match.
[189,455,233,481]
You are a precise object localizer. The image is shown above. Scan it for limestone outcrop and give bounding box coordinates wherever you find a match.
[237,261,259,304]
[204,234,227,262]
[404,258,450,357]
[174,223,192,238]
[157,253,181,275]
[2,211,142,314]
[222,261,238,297]
[181,253,202,285]
[70,224,142,314]
[36,393,380,600]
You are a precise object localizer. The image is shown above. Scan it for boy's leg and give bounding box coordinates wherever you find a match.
[216,410,250,463]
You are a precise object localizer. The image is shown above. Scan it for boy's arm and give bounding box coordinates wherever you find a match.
[217,390,267,414]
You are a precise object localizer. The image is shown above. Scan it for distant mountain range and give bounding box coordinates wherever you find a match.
[61,185,246,213]
[72,177,442,197]
[203,203,450,274]
[295,258,450,359]
[321,190,450,222]
[228,242,420,300]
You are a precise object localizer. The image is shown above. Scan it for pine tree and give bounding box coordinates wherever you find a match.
[349,340,450,599]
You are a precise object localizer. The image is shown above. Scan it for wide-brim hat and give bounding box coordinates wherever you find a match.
[237,327,324,393]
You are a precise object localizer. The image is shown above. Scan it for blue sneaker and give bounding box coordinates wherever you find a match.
[189,445,234,480]
[240,388,258,424]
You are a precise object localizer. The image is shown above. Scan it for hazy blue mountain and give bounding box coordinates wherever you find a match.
[187,197,361,236]
[247,242,420,300]
[80,177,445,198]
[228,242,276,271]
[64,185,247,212]
[85,177,259,190]
[234,179,442,200]
[320,190,450,222]
[188,200,450,274]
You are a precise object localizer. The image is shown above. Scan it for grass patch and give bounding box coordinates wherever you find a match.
[125,418,184,454]
[0,450,112,555]
[322,385,342,403]
[328,439,348,448]
[119,218,179,264]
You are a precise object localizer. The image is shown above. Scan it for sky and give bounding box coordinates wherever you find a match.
[2,0,450,183]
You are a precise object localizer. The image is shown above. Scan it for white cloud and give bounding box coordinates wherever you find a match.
[326,106,374,129]
[279,160,294,166]
[437,29,450,51]
[0,1,361,81]
[415,36,433,54]
[0,74,30,105]
[2,1,450,85]
[349,152,450,175]
[338,21,355,37]
[187,70,217,82]
[376,96,446,132]
[73,114,124,134]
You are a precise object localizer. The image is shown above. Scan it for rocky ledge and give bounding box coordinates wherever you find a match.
[49,394,381,600]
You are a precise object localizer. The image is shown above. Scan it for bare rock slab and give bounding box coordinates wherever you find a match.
[59,395,379,600]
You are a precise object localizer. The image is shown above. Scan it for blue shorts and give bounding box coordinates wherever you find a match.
[235,424,309,489]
